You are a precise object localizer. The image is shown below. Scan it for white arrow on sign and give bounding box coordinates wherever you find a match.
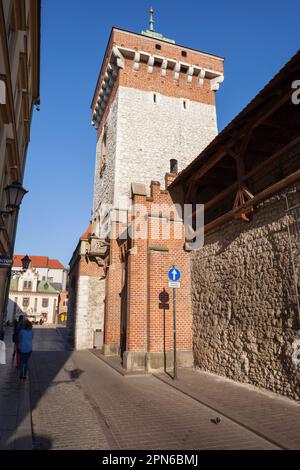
[171,269,178,281]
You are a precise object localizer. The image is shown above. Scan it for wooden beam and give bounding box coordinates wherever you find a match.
[250,89,293,131]
[185,181,198,202]
[190,135,300,217]
[204,168,300,234]
[191,150,228,182]
[238,128,253,156]
[190,91,293,185]
[241,134,300,183]
[190,182,238,217]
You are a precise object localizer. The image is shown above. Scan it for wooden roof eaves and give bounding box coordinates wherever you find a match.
[172,50,300,188]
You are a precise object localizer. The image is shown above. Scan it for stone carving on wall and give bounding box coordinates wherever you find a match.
[89,237,109,258]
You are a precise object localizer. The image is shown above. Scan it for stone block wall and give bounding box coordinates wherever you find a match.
[191,184,300,400]
[93,90,119,213]
[114,86,217,203]
[67,244,106,350]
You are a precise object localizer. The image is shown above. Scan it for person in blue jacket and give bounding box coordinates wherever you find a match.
[18,320,33,380]
[12,315,24,366]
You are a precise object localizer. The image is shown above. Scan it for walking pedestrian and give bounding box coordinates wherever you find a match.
[13,315,24,366]
[18,320,33,380]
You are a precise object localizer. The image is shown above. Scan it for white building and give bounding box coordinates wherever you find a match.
[7,267,59,324]
[13,255,67,291]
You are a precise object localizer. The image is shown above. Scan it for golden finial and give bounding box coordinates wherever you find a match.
[149,6,154,32]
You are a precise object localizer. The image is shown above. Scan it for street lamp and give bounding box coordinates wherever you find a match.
[0,182,28,338]
[21,255,31,271]
[0,182,28,217]
[3,182,28,212]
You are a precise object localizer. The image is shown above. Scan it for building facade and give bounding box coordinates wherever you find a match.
[0,0,41,336]
[8,266,59,324]
[67,16,224,357]
[13,254,67,290]
[68,14,300,399]
[57,290,68,324]
[67,225,106,349]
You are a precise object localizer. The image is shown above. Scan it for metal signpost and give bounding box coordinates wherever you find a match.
[168,266,181,380]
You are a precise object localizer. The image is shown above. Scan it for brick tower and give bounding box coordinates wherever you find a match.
[68,10,224,366]
[91,10,224,215]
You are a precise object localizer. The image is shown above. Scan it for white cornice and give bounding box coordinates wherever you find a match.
[91,47,125,129]
[91,45,224,129]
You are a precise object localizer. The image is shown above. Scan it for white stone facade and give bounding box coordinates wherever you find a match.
[73,276,105,350]
[93,86,218,213]
[12,266,67,289]
[7,268,59,324]
[7,293,58,324]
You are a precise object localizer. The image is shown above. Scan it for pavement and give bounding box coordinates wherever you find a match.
[0,328,32,450]
[0,325,300,450]
[155,369,300,450]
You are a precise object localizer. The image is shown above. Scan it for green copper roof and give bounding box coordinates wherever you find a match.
[141,7,175,44]
[37,280,58,293]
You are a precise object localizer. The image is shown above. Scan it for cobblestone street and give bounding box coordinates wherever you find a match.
[1,326,300,450]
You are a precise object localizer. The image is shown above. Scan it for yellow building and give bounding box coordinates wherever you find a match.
[0,0,41,336]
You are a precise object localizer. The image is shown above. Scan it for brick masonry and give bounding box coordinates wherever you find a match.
[191,184,300,401]
[92,28,223,214]
[104,176,193,371]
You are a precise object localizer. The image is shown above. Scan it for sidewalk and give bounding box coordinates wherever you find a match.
[0,327,32,450]
[155,368,300,450]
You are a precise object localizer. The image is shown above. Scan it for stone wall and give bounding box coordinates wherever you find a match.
[114,86,217,203]
[73,276,105,350]
[93,90,119,212]
[191,184,300,400]
[88,277,105,339]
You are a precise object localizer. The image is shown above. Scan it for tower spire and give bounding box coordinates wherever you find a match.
[141,5,175,43]
[149,6,154,32]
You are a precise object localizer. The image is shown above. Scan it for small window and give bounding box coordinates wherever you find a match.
[34,298,38,312]
[153,93,157,103]
[181,50,187,58]
[23,298,30,307]
[155,44,161,50]
[170,159,178,174]
[42,298,49,308]
[100,126,108,176]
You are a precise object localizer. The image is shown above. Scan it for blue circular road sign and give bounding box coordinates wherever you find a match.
[168,267,181,282]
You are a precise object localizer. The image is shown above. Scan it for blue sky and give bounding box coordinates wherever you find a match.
[15,0,300,267]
